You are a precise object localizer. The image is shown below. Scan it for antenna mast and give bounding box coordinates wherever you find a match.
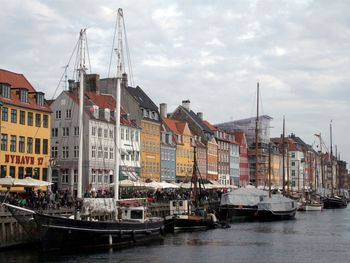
[255,82,259,187]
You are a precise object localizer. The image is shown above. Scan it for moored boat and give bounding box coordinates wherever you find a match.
[219,187,268,221]
[164,200,217,233]
[256,194,297,221]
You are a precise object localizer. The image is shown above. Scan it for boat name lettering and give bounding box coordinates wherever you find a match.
[4,154,44,165]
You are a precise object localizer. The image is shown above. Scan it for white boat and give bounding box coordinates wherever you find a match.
[257,194,297,220]
[220,187,268,221]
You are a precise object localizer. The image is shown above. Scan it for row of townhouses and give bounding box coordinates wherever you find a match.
[0,69,348,195]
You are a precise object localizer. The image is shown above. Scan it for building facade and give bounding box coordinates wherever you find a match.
[0,69,51,190]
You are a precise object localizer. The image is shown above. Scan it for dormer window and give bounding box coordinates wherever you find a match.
[19,88,28,103]
[37,93,44,106]
[0,83,10,99]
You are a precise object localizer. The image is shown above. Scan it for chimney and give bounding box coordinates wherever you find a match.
[182,100,190,111]
[197,112,203,120]
[68,79,75,92]
[85,74,100,94]
[160,103,167,118]
[122,73,128,88]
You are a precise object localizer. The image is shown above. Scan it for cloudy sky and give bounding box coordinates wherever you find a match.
[1,0,349,163]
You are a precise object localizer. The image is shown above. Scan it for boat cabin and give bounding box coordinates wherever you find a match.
[120,205,149,223]
[170,200,191,215]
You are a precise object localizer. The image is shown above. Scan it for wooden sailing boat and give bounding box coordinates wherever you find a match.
[5,10,164,252]
[164,146,220,232]
[322,121,347,209]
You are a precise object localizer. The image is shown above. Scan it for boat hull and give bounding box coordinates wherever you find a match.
[219,205,258,221]
[256,208,297,221]
[164,214,216,233]
[323,197,347,209]
[33,213,164,251]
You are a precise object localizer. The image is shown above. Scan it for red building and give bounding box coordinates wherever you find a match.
[234,132,249,186]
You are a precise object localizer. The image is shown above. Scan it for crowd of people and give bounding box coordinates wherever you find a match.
[1,186,224,211]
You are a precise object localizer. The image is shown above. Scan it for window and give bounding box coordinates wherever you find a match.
[37,93,44,106]
[62,127,69,137]
[27,112,33,126]
[121,128,124,140]
[125,129,129,140]
[91,170,96,183]
[20,89,28,103]
[66,109,72,119]
[33,167,40,179]
[74,146,79,158]
[43,114,48,128]
[104,129,108,138]
[291,161,295,167]
[0,165,7,177]
[35,138,41,154]
[51,146,58,158]
[61,169,69,183]
[0,83,10,98]
[18,167,24,179]
[11,109,17,123]
[19,111,25,125]
[74,170,78,183]
[51,128,58,137]
[109,129,113,139]
[10,135,16,152]
[62,146,69,159]
[74,127,79,136]
[1,107,8,121]
[55,110,61,119]
[98,171,102,183]
[43,139,48,154]
[130,130,134,141]
[98,146,103,158]
[43,168,48,181]
[10,166,15,177]
[91,145,96,158]
[98,128,102,138]
[104,147,108,159]
[135,131,139,142]
[35,113,41,127]
[92,126,96,136]
[19,136,25,153]
[109,147,114,159]
[24,168,32,178]
[1,134,7,151]
[27,137,33,153]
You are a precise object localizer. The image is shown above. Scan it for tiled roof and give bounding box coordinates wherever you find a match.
[65,90,137,128]
[202,120,217,131]
[0,69,51,112]
[185,108,213,134]
[162,117,181,134]
[127,86,158,111]
[0,69,36,92]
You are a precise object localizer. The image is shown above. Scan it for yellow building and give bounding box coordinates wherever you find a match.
[162,117,194,181]
[126,86,161,181]
[0,69,51,190]
[140,119,161,181]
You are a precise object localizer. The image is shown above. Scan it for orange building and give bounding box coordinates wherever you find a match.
[0,69,51,190]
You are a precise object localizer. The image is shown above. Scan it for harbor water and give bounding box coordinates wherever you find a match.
[1,207,350,263]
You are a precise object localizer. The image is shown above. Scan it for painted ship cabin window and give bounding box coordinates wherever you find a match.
[130,210,143,220]
[0,83,10,99]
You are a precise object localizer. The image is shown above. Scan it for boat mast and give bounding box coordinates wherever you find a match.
[282,116,285,195]
[77,29,86,199]
[255,82,259,187]
[330,121,334,197]
[114,8,123,203]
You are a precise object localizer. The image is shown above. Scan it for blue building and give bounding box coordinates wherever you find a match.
[229,138,240,186]
[160,103,176,182]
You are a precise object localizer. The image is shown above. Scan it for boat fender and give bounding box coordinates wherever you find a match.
[209,213,218,223]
